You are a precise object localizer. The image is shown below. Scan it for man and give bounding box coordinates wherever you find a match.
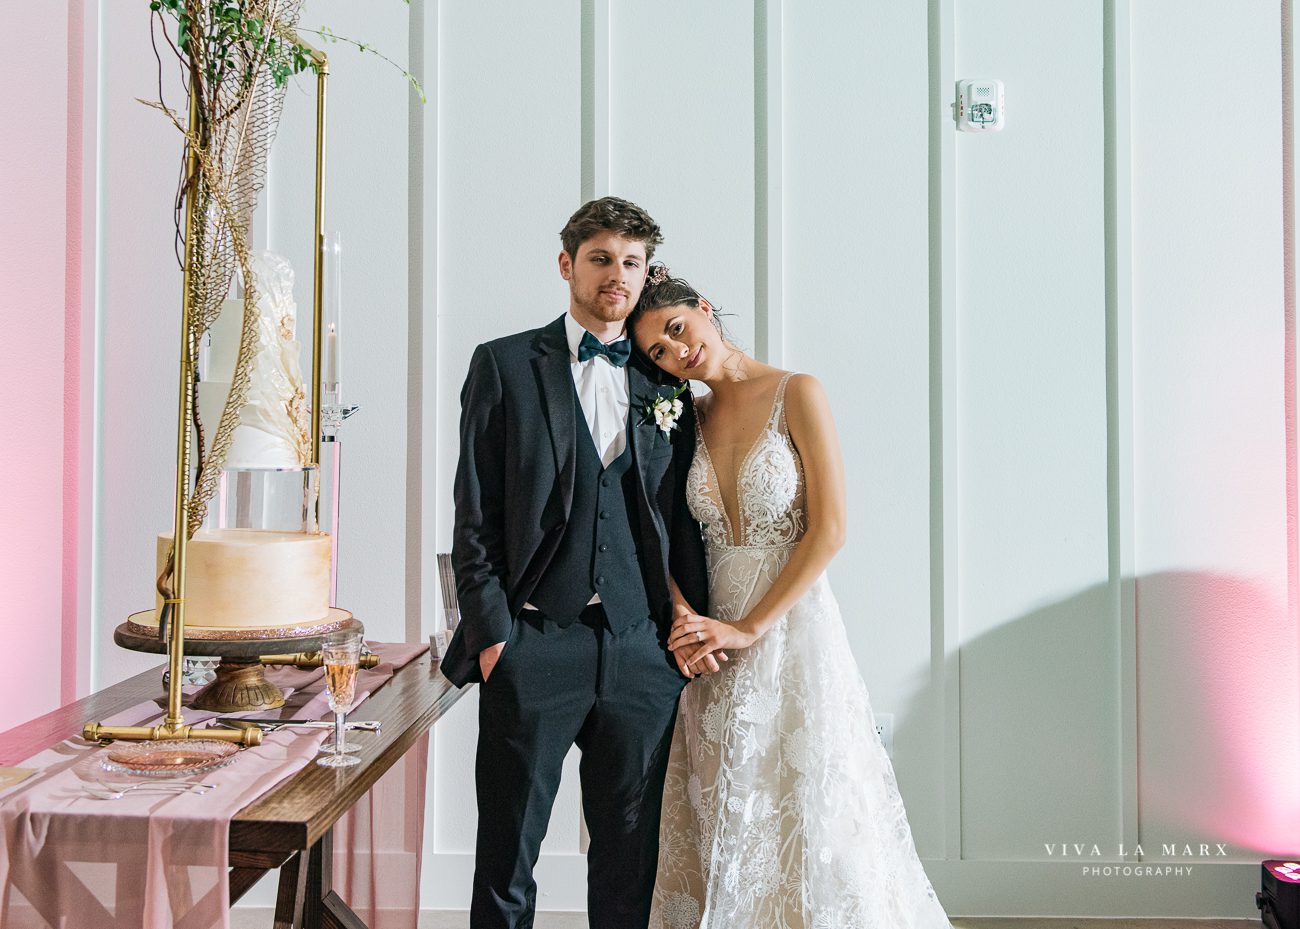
[441,197,710,928]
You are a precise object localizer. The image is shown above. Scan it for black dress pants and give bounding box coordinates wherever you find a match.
[471,604,685,929]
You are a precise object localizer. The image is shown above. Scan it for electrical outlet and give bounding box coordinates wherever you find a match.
[874,713,894,759]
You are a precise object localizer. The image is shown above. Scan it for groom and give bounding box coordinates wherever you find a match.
[441,197,710,929]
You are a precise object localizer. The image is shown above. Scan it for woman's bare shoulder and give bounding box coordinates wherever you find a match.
[691,386,714,421]
[782,372,834,429]
[782,371,827,405]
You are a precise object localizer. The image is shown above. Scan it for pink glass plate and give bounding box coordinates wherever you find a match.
[100,739,240,778]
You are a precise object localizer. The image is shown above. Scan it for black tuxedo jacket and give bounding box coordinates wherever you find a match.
[441,314,709,687]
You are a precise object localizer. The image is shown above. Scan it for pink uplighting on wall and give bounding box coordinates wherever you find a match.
[1137,572,1300,855]
[0,2,86,730]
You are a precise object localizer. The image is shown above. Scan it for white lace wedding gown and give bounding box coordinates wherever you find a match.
[650,373,953,929]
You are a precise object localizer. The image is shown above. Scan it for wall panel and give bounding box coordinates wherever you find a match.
[94,5,190,690]
[1131,0,1299,858]
[953,0,1116,859]
[608,0,755,348]
[431,0,587,906]
[268,0,413,645]
[782,0,941,853]
[0,1,75,727]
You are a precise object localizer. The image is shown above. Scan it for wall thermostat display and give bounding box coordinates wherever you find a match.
[957,79,1006,132]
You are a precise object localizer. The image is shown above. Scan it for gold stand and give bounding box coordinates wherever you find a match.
[84,45,334,744]
[193,659,289,713]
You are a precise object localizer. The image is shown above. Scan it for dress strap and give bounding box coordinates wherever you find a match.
[767,372,796,430]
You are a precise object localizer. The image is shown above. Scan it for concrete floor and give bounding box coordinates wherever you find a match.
[418,917,1263,929]
[232,913,1262,929]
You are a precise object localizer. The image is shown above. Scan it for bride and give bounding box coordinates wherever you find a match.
[628,266,954,929]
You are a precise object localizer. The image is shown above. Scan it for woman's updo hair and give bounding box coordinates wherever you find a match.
[634,264,706,314]
[629,263,727,339]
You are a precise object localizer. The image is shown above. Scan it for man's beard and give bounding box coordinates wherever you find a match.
[573,286,633,323]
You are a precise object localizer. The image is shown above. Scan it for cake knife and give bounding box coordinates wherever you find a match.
[212,718,381,734]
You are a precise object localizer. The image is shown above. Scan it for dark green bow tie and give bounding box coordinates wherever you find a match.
[578,330,631,367]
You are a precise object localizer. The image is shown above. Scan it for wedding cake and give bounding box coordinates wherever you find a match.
[139,253,337,637]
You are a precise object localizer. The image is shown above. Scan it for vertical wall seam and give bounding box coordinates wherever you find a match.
[418,0,443,844]
[78,0,99,699]
[1281,0,1297,777]
[580,0,609,202]
[89,0,106,693]
[63,0,84,706]
[406,0,427,646]
[930,0,961,859]
[754,0,782,365]
[580,0,594,202]
[1105,0,1140,857]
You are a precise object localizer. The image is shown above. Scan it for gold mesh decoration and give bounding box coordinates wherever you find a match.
[145,0,310,598]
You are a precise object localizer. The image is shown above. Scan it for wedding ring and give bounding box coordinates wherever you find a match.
[696,631,703,643]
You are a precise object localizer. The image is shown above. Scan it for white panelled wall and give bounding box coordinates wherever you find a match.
[67,0,1297,919]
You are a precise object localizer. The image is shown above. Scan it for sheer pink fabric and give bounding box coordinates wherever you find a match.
[331,731,429,929]
[0,643,429,929]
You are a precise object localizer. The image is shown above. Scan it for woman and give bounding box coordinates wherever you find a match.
[629,267,954,929]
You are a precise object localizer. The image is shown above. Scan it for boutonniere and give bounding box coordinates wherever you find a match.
[640,384,688,437]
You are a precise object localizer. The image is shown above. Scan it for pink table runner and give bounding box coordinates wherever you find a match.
[0,642,429,929]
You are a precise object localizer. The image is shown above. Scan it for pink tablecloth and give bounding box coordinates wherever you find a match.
[0,642,430,929]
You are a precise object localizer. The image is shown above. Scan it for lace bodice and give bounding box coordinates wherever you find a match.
[686,372,806,550]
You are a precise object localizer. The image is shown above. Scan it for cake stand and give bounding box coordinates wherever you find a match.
[112,610,364,713]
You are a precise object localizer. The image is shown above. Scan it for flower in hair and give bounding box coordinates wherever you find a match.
[647,264,671,287]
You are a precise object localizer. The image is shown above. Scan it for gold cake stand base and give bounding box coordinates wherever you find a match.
[110,613,364,715]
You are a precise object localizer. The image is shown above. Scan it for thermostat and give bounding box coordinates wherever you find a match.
[957,79,1005,132]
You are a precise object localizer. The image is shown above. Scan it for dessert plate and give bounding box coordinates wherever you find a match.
[100,739,240,778]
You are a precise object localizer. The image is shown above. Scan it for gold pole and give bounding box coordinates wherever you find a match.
[162,76,204,730]
[308,46,329,496]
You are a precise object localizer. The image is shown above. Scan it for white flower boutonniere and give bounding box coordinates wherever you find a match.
[641,384,688,437]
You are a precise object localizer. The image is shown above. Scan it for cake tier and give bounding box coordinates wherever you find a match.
[153,530,332,630]
[197,380,302,470]
[197,254,309,470]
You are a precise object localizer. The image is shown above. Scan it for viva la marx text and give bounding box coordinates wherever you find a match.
[1045,843,1228,857]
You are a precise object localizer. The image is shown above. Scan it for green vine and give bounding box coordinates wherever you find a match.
[148,0,316,89]
[304,25,425,103]
[148,0,424,98]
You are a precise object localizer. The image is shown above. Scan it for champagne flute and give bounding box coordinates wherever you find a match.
[317,631,362,768]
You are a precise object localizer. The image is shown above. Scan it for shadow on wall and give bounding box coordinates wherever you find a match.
[887,571,1300,858]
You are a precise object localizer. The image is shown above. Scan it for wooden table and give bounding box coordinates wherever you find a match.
[0,652,467,929]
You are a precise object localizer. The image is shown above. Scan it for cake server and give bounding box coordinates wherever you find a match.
[212,718,381,734]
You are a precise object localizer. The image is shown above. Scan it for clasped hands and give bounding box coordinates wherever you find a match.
[668,603,757,679]
[478,605,758,683]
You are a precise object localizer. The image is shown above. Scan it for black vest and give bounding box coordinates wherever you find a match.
[528,409,652,633]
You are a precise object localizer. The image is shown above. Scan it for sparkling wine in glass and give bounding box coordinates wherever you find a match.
[317,631,362,768]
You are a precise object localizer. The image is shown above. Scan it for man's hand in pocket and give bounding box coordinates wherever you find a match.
[479,641,507,682]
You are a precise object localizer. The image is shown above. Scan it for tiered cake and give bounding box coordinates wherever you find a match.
[136,252,339,638]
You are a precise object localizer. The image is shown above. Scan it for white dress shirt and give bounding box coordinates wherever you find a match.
[564,311,631,467]
[522,314,631,613]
